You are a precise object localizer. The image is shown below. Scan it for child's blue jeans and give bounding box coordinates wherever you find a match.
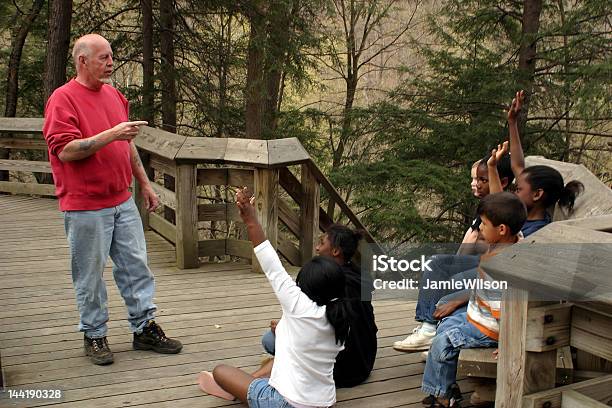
[262,330,276,355]
[415,254,480,325]
[421,312,497,399]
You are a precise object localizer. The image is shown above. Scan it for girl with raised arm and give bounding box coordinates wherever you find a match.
[198,187,351,408]
[488,91,584,233]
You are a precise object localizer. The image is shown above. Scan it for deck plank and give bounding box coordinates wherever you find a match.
[0,195,448,407]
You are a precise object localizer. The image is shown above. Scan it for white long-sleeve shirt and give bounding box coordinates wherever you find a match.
[254,240,344,407]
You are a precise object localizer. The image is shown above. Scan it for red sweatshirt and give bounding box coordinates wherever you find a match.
[43,79,133,211]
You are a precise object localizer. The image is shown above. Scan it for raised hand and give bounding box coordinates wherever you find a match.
[507,90,524,123]
[487,141,509,168]
[235,186,257,224]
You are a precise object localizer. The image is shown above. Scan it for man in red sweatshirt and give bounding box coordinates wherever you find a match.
[43,34,182,365]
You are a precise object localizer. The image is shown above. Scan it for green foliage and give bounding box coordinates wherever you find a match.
[1,0,609,243]
[0,0,48,116]
[329,0,610,243]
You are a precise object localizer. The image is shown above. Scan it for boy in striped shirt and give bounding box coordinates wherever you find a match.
[421,191,527,407]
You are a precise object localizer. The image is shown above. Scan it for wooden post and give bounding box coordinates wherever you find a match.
[253,168,278,273]
[300,163,319,265]
[135,151,154,230]
[0,349,4,390]
[175,163,199,269]
[495,288,557,407]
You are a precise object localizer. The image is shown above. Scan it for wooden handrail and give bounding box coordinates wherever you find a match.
[0,117,44,133]
[0,119,379,270]
[482,223,612,304]
[305,161,381,250]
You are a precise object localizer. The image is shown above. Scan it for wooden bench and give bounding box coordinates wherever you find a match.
[456,156,612,406]
[457,311,575,405]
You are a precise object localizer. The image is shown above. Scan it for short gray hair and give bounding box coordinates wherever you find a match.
[72,39,90,66]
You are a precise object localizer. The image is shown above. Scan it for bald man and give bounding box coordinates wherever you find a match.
[43,34,182,365]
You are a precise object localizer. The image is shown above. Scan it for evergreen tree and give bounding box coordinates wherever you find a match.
[333,0,611,243]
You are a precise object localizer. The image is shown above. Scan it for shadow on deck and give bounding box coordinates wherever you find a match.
[0,195,477,408]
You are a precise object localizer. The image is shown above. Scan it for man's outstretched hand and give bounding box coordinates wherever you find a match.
[112,121,148,141]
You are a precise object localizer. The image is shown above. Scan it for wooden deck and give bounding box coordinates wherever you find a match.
[0,194,477,407]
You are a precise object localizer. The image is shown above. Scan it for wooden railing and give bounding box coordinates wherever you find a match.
[0,118,379,271]
[0,118,53,196]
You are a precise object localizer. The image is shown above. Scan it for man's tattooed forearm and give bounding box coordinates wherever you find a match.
[78,139,96,151]
[131,144,144,168]
[135,153,144,168]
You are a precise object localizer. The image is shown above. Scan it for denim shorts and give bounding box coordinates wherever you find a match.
[247,378,292,408]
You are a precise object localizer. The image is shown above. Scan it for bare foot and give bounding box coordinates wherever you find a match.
[252,357,274,378]
[197,371,235,401]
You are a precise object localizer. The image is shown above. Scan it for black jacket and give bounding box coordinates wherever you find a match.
[333,263,378,388]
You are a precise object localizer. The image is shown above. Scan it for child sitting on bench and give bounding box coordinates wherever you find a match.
[421,190,527,408]
[393,155,514,352]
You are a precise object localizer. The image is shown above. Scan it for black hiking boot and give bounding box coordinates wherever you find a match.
[84,335,114,365]
[133,320,183,354]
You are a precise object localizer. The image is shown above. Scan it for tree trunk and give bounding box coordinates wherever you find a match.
[159,0,176,132]
[141,0,154,125]
[558,0,572,162]
[44,0,72,103]
[327,69,358,219]
[243,1,292,139]
[1,0,44,182]
[517,0,543,146]
[262,3,291,136]
[245,12,266,139]
[5,0,44,117]
[216,14,231,139]
[40,0,72,185]
[137,0,155,224]
[159,0,177,223]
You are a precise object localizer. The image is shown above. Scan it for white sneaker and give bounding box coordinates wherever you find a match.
[393,325,435,352]
[420,351,429,362]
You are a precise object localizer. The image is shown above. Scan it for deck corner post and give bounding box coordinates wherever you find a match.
[252,167,278,273]
[496,288,557,407]
[175,162,199,269]
[299,162,320,265]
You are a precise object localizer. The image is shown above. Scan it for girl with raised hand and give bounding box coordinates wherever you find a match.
[198,187,351,408]
[488,91,584,233]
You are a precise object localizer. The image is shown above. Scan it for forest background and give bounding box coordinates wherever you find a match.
[1,0,610,245]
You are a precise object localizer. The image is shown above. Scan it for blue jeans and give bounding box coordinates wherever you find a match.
[415,254,480,325]
[247,378,291,408]
[421,312,497,398]
[64,196,157,338]
[262,330,276,355]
